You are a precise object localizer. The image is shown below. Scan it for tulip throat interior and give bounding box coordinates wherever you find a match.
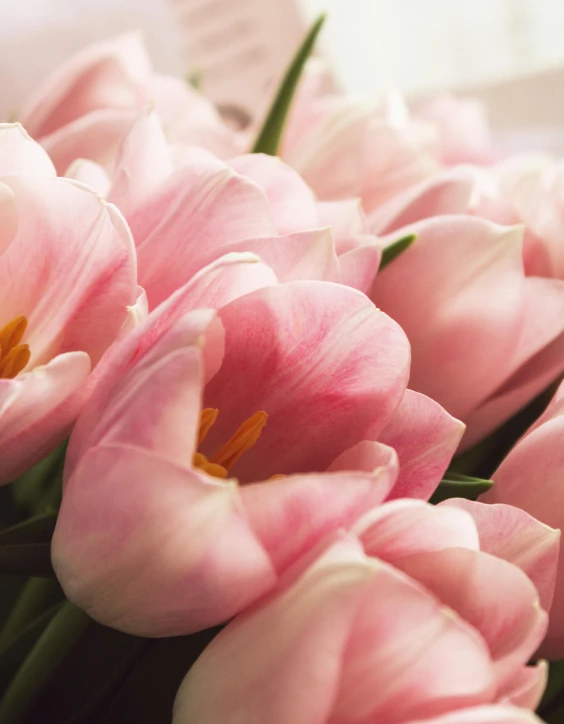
[0,316,30,379]
[194,408,268,479]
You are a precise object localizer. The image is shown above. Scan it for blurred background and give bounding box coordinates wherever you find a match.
[2,0,564,128]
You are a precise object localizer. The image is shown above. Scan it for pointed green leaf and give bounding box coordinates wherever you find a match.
[380,234,416,270]
[251,14,326,156]
[430,472,494,505]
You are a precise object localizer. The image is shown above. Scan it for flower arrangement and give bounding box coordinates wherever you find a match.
[1,15,564,724]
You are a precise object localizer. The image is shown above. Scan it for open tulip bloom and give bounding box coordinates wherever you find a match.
[3,24,564,724]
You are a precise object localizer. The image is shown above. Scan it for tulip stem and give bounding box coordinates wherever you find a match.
[0,600,90,723]
[0,577,61,652]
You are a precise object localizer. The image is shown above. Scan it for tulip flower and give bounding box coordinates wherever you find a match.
[366,173,564,449]
[17,33,238,174]
[173,498,556,723]
[483,378,564,658]
[52,255,463,636]
[103,109,382,307]
[0,123,137,483]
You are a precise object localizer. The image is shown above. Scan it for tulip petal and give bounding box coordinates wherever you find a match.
[372,216,525,420]
[498,661,548,710]
[407,706,543,724]
[0,123,56,176]
[53,443,276,636]
[380,389,466,501]
[442,499,560,615]
[0,176,136,366]
[338,242,383,293]
[0,351,90,483]
[202,281,410,481]
[65,158,111,195]
[0,182,18,256]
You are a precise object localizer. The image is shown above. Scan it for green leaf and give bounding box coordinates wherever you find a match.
[0,601,90,724]
[430,472,494,505]
[251,14,326,156]
[0,512,57,546]
[0,543,55,577]
[380,234,416,270]
[0,578,62,652]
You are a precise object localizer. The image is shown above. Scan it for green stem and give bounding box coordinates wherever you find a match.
[0,601,90,723]
[0,578,61,652]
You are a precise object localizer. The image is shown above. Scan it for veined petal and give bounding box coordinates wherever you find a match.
[202,281,410,481]
[0,351,90,483]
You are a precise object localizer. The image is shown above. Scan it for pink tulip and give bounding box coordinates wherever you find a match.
[0,123,137,483]
[52,255,463,636]
[483,378,564,657]
[103,110,382,307]
[366,172,564,448]
[173,498,556,723]
[17,33,238,174]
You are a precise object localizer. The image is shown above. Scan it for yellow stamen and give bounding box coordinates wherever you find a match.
[198,408,219,445]
[210,411,268,471]
[0,316,30,379]
[193,409,268,479]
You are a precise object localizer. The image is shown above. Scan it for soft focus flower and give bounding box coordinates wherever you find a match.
[102,110,383,307]
[52,254,463,636]
[364,166,564,449]
[0,122,137,483]
[17,33,238,175]
[483,377,564,658]
[173,498,556,723]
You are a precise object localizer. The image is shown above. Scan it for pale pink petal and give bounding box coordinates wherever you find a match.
[368,169,474,236]
[328,440,398,476]
[0,176,136,366]
[53,443,276,636]
[380,389,466,501]
[201,282,410,481]
[65,158,110,195]
[0,352,90,484]
[65,255,277,479]
[372,217,525,420]
[443,499,560,614]
[398,548,547,692]
[498,661,548,710]
[316,198,369,252]
[133,156,277,308]
[19,33,151,138]
[0,182,18,256]
[0,123,56,176]
[338,242,383,293]
[354,499,480,564]
[173,537,494,724]
[407,706,543,724]
[229,154,319,234]
[117,286,148,339]
[241,463,398,573]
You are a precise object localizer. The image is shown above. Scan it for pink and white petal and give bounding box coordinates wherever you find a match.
[65,255,277,478]
[173,538,495,724]
[134,158,277,308]
[108,109,174,215]
[65,159,111,195]
[0,176,136,366]
[0,123,56,176]
[316,198,370,250]
[398,548,547,692]
[368,168,475,236]
[241,463,398,573]
[442,499,560,614]
[19,32,151,138]
[498,661,548,710]
[338,241,382,293]
[0,351,90,484]
[328,440,398,477]
[354,499,480,564]
[372,217,525,421]
[202,282,410,481]
[380,389,466,501]
[0,183,18,256]
[222,228,340,283]
[229,154,319,234]
[40,108,138,174]
[53,443,276,637]
[407,706,543,724]
[117,286,149,339]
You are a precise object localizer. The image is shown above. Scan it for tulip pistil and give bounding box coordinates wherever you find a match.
[194,409,268,479]
[0,316,30,379]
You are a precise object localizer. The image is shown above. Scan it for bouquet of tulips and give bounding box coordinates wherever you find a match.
[2,15,564,724]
